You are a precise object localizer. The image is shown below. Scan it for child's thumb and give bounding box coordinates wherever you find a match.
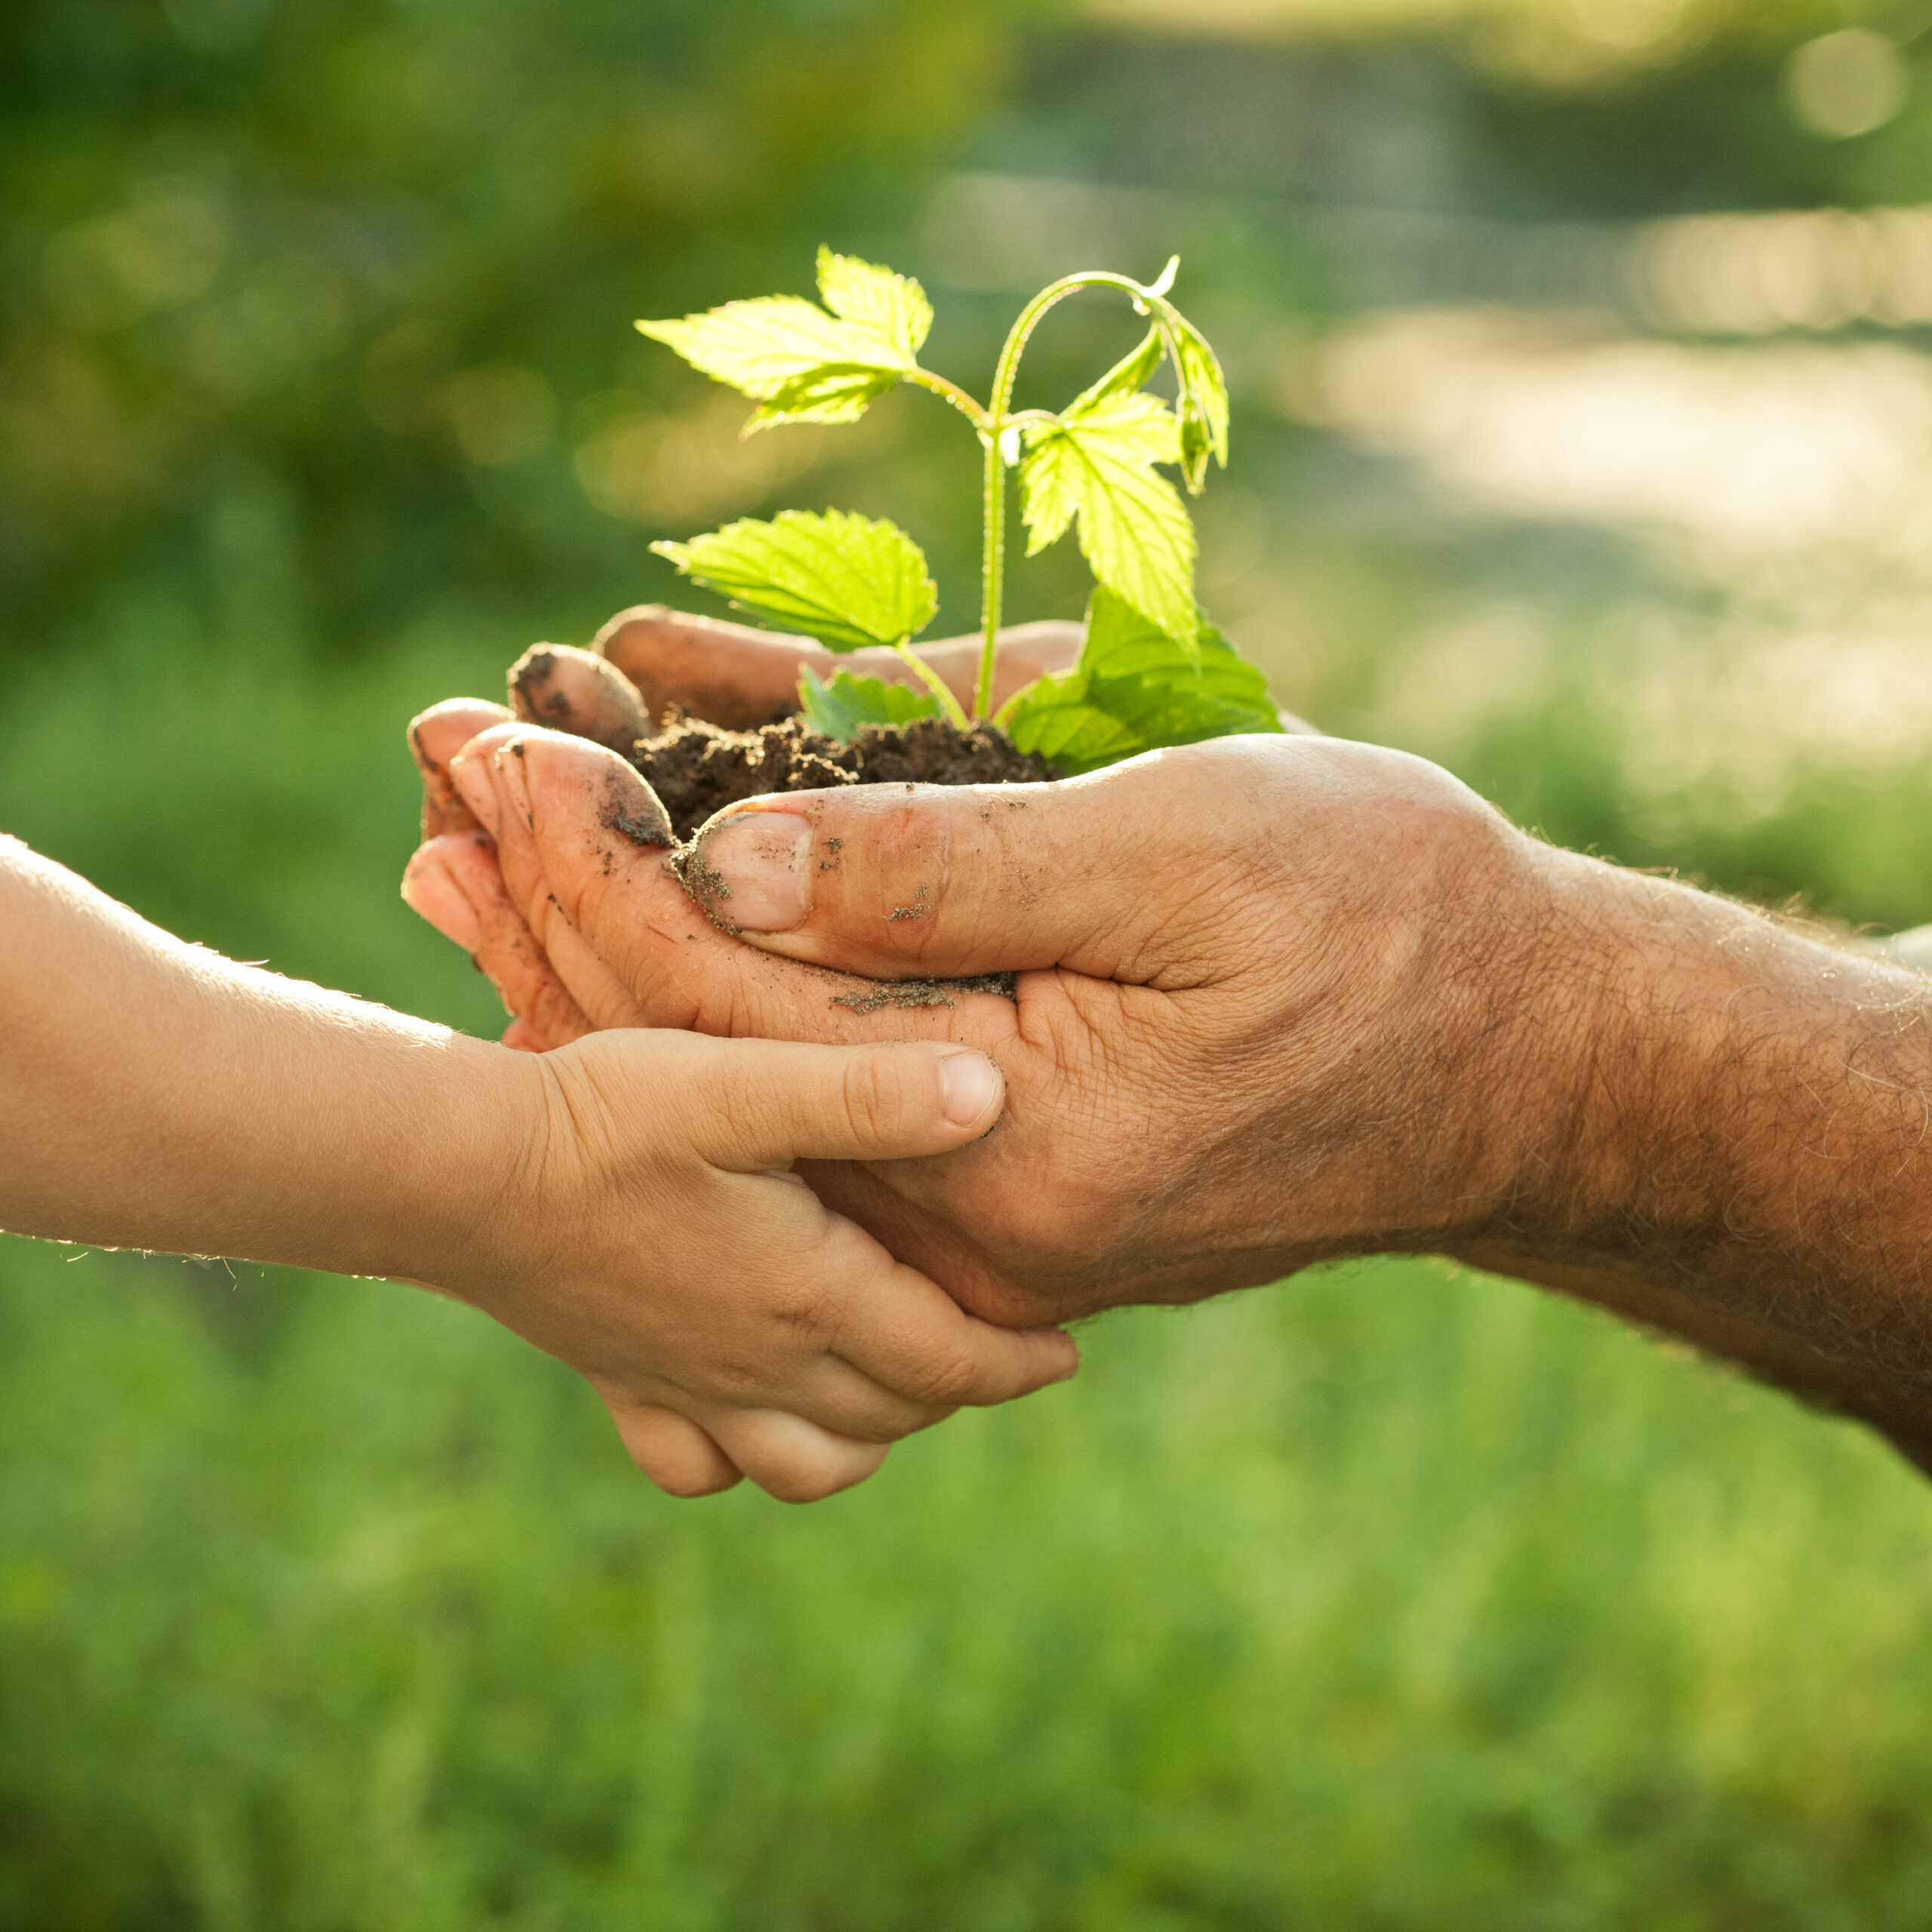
[690,1036,1005,1169]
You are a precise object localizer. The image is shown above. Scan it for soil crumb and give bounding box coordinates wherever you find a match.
[626,713,1057,843]
[831,971,1019,1014]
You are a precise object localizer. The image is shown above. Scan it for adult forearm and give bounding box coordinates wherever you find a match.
[0,836,520,1278]
[1453,848,1932,1432]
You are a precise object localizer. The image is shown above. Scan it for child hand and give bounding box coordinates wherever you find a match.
[452,1026,1079,1503]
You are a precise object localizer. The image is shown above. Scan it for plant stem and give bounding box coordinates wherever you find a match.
[892,640,971,731]
[975,270,1161,721]
[903,368,990,433]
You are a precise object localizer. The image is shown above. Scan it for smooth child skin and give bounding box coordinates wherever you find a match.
[405,613,1932,1475]
[0,835,1076,1504]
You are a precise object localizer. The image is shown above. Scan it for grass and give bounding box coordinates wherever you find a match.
[7,1241,1932,1930]
[7,610,1932,1927]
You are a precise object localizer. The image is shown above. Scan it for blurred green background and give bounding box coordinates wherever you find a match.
[11,0,1932,1922]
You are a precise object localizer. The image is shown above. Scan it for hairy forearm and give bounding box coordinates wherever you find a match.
[1454,846,1932,1443]
[0,835,521,1278]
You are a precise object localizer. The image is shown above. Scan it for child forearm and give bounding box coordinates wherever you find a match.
[0,834,517,1278]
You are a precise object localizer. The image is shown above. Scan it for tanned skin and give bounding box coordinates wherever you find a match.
[0,835,1075,1503]
[402,611,1932,1475]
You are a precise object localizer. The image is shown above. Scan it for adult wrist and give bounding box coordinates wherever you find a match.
[1445,847,1930,1282]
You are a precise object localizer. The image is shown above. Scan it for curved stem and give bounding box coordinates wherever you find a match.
[903,368,991,434]
[892,640,971,731]
[976,270,1160,720]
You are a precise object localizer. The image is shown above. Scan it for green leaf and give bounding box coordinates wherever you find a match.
[1078,328,1164,409]
[798,666,940,742]
[651,509,937,653]
[636,251,930,432]
[1020,389,1197,650]
[816,247,933,362]
[1002,587,1281,776]
[1155,306,1229,496]
[749,365,905,431]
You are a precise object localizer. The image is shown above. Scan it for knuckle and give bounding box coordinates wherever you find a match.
[839,1052,911,1148]
[764,1269,838,1337]
[906,1346,982,1408]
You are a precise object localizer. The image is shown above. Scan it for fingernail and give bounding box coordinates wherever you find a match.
[401,854,483,952]
[448,755,499,836]
[690,812,814,931]
[937,1050,1002,1128]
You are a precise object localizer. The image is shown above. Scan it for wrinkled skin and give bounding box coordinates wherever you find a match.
[405,614,1558,1327]
[404,606,1932,1474]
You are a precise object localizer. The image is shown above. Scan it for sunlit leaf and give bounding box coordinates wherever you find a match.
[1155,304,1229,496]
[816,247,933,362]
[651,509,937,653]
[746,369,905,431]
[1002,588,1281,775]
[1020,389,1196,648]
[637,256,928,433]
[1078,327,1164,408]
[798,665,940,741]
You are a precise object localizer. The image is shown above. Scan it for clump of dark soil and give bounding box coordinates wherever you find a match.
[626,712,1059,843]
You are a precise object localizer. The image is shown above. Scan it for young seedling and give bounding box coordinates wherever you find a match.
[638,249,1281,774]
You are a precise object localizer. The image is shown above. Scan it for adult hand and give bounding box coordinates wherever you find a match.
[407,713,1932,1472]
[403,611,1091,1047]
[410,718,1558,1328]
[587,604,1084,730]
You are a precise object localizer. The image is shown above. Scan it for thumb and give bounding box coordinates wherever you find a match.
[659,1033,1008,1169]
[676,746,1226,981]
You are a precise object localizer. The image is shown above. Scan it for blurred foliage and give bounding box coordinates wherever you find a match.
[10,1241,1932,1929]
[0,0,1045,680]
[13,0,1932,1921]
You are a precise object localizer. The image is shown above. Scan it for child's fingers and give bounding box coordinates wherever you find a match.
[829,1260,1081,1410]
[696,1407,891,1504]
[600,1398,744,1497]
[675,1035,1008,1170]
[738,1351,958,1443]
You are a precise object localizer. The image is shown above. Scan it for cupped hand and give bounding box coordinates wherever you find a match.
[406,715,1564,1328]
[468,1023,1076,1503]
[401,612,1091,1051]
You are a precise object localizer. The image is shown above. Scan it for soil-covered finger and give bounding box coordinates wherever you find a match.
[466,737,658,1032]
[403,829,594,1045]
[410,697,513,838]
[594,603,831,730]
[676,769,1159,981]
[503,729,1026,1048]
[592,602,1081,733]
[508,643,651,753]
